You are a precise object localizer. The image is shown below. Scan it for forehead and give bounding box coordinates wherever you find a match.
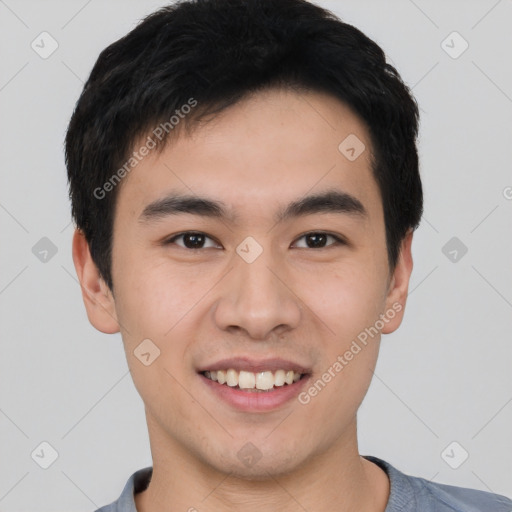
[115,88,382,226]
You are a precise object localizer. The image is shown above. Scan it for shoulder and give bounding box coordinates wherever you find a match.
[420,479,512,512]
[364,455,512,512]
[93,466,153,512]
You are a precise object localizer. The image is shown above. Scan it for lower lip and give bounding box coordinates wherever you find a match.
[199,373,310,412]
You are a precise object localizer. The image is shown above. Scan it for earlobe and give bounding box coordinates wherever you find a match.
[381,230,414,335]
[71,228,120,334]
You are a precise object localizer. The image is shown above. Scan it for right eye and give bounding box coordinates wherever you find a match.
[163,231,222,250]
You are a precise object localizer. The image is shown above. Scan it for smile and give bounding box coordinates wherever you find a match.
[202,369,305,392]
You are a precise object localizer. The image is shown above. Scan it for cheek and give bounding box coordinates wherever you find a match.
[299,343,379,440]
[304,259,386,342]
[113,248,207,339]
[297,268,384,426]
[111,252,213,396]
[295,258,386,405]
[112,255,203,420]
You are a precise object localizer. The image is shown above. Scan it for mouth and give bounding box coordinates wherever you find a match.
[197,359,311,412]
[201,368,306,392]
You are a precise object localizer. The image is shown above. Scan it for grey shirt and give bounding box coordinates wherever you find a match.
[95,455,512,511]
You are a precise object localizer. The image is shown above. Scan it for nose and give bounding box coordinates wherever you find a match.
[213,246,302,340]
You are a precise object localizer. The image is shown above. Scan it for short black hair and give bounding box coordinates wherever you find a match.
[65,0,423,293]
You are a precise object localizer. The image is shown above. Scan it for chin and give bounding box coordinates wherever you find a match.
[204,443,306,481]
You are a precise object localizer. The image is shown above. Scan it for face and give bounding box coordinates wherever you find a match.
[74,88,412,479]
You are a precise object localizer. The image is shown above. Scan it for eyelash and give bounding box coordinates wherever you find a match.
[163,231,347,250]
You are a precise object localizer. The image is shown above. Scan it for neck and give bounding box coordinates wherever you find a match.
[135,416,389,512]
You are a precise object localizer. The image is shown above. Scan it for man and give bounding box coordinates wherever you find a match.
[65,0,512,510]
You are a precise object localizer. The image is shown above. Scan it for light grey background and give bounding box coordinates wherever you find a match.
[1,0,511,510]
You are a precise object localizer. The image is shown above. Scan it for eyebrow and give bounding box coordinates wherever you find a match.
[138,189,367,225]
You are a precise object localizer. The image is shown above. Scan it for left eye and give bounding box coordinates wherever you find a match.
[292,232,345,249]
[164,231,345,250]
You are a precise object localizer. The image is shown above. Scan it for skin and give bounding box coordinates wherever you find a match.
[72,88,413,512]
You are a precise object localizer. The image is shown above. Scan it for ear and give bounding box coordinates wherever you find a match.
[381,229,414,335]
[71,228,120,334]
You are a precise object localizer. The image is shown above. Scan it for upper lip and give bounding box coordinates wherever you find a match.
[197,357,311,374]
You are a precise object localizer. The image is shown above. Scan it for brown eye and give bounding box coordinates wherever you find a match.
[165,232,220,249]
[293,232,345,249]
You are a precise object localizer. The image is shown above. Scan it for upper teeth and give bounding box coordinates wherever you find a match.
[204,369,302,390]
